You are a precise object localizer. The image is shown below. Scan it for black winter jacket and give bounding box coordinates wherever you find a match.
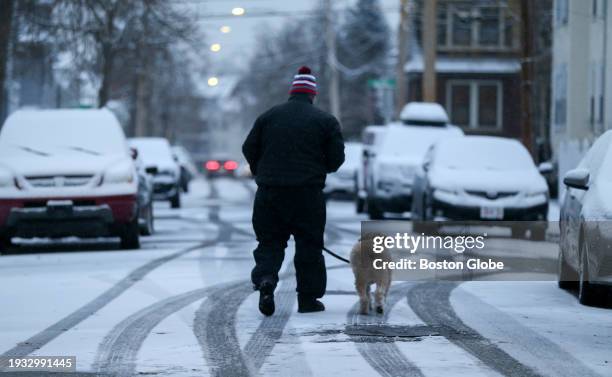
[242,94,345,187]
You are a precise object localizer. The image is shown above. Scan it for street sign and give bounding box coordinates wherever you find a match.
[367,78,396,89]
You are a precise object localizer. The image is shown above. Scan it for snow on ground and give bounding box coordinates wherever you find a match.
[454,282,612,377]
[0,178,610,377]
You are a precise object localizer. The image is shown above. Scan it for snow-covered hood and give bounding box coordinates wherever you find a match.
[430,167,548,194]
[0,151,130,177]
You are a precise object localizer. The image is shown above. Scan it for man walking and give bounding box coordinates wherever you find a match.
[242,66,345,316]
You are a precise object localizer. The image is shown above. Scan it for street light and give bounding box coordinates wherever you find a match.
[231,7,245,16]
[220,26,231,33]
[208,77,219,87]
[210,43,221,52]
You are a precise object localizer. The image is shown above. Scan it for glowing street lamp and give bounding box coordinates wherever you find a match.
[231,7,245,16]
[208,77,219,87]
[210,43,221,52]
[220,26,231,33]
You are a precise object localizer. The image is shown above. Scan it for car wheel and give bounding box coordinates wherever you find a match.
[367,199,384,220]
[511,223,526,239]
[356,197,365,213]
[0,234,12,253]
[170,189,181,209]
[120,218,141,250]
[557,247,578,290]
[530,224,546,241]
[140,203,154,236]
[578,239,602,306]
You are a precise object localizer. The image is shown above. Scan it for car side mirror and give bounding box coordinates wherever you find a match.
[145,166,158,175]
[563,168,589,190]
[130,147,138,160]
[538,161,553,174]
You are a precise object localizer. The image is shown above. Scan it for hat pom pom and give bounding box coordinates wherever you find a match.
[298,66,312,74]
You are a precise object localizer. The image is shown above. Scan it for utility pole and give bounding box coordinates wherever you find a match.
[520,0,534,155]
[422,0,437,102]
[395,0,410,117]
[325,0,341,121]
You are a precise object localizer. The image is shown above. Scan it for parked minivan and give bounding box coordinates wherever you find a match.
[0,109,141,250]
[364,103,463,219]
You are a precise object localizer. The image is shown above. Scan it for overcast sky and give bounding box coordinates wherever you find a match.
[190,0,401,76]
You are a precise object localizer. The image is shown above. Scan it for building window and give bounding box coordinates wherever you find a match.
[447,80,502,130]
[479,7,501,46]
[451,5,473,46]
[556,0,569,25]
[438,2,515,50]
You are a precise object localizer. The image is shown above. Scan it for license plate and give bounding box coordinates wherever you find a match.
[47,200,74,217]
[47,200,73,207]
[480,206,504,220]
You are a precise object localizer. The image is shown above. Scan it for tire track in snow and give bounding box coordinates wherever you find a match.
[1,239,217,358]
[93,179,245,375]
[93,282,232,377]
[193,267,296,377]
[194,217,343,376]
[347,283,425,377]
[408,281,542,377]
[93,224,243,376]
[409,281,603,377]
[2,173,226,358]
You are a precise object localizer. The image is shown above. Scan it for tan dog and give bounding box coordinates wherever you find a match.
[350,234,392,315]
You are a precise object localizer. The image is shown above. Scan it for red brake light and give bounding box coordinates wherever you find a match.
[205,160,221,171]
[224,160,238,171]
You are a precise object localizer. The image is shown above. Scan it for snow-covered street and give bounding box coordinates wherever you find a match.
[0,178,610,377]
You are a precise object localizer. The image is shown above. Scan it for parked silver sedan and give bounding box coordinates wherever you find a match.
[559,130,612,306]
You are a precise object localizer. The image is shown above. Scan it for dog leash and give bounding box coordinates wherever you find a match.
[322,246,350,264]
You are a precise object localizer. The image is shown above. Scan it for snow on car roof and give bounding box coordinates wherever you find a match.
[434,136,535,170]
[399,102,449,124]
[129,138,174,159]
[0,108,127,156]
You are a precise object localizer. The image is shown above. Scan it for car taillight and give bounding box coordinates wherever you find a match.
[224,160,238,171]
[205,160,221,171]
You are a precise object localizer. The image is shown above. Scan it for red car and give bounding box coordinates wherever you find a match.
[203,157,239,178]
[0,109,141,251]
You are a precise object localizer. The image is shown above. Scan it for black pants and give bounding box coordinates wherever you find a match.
[251,185,326,298]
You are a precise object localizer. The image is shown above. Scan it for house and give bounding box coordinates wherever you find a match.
[404,0,523,137]
[551,0,612,195]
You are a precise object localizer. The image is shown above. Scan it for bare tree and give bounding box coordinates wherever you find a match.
[0,0,15,122]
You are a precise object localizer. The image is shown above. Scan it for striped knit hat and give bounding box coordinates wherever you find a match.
[289,66,317,96]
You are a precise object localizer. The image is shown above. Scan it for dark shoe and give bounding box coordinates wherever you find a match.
[297,296,325,313]
[258,281,275,316]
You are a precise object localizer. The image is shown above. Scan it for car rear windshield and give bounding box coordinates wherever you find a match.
[436,139,534,171]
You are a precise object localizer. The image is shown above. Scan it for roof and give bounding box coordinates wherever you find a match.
[404,56,521,74]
